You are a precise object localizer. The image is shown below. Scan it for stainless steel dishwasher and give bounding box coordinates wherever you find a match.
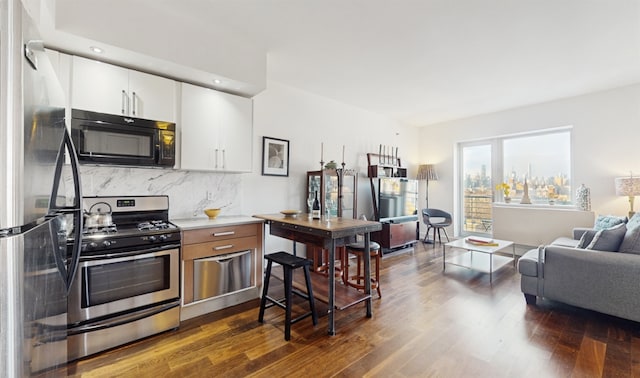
[193,250,252,301]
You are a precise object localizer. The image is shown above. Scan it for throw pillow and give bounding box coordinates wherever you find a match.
[625,212,640,231]
[594,215,628,230]
[618,217,640,255]
[586,223,627,251]
[577,230,599,248]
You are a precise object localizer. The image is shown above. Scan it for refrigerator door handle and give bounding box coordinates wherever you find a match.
[50,128,82,210]
[48,217,68,283]
[64,129,83,293]
[49,128,83,292]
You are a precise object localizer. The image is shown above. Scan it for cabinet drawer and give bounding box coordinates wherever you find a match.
[193,250,253,301]
[182,223,258,245]
[182,236,257,261]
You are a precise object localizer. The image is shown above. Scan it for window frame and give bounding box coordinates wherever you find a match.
[456,126,574,237]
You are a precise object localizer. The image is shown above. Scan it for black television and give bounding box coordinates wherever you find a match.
[377,177,419,222]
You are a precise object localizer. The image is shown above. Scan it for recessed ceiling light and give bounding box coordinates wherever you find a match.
[89,46,104,54]
[213,79,222,85]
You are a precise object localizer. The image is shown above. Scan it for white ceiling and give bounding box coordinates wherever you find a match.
[46,0,640,127]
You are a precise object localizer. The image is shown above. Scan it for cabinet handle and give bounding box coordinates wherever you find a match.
[222,149,226,169]
[215,148,219,168]
[213,231,235,237]
[213,244,233,251]
[121,90,128,115]
[199,250,250,262]
[132,91,137,116]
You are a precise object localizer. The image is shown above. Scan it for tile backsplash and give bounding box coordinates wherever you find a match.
[77,166,242,219]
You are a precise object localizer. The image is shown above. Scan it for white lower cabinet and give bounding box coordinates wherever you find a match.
[180,83,252,172]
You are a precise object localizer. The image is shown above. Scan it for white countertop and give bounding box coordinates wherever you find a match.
[171,216,263,230]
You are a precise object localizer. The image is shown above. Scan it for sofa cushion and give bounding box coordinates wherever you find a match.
[585,223,627,251]
[594,215,627,230]
[618,213,640,254]
[518,248,540,277]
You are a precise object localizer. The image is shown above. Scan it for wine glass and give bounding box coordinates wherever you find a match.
[325,198,335,220]
[307,194,315,217]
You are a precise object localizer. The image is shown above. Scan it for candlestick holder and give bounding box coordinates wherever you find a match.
[336,164,345,218]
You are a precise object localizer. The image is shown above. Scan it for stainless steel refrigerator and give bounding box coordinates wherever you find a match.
[0,1,82,376]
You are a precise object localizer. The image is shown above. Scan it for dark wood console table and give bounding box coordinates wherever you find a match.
[253,213,382,335]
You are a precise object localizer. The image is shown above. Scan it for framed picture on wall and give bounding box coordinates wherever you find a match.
[261,136,290,176]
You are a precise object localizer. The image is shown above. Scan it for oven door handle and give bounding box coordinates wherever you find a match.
[81,244,181,261]
[68,301,179,335]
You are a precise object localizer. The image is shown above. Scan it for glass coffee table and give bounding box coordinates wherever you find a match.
[443,238,515,283]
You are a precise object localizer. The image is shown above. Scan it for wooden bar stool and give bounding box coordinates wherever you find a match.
[343,241,382,298]
[309,245,345,280]
[258,251,318,341]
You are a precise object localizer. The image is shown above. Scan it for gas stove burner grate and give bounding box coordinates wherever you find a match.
[137,220,172,231]
[83,224,118,235]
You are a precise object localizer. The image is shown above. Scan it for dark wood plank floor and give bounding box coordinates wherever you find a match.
[54,242,640,377]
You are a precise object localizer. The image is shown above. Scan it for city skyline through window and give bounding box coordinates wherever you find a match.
[459,128,573,236]
[503,131,571,204]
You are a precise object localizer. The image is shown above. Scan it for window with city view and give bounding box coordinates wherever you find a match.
[459,128,572,235]
[502,131,572,205]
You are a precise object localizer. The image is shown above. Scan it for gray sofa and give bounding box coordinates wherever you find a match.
[518,214,640,323]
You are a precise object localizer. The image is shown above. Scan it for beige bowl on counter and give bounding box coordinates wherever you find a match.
[204,208,221,219]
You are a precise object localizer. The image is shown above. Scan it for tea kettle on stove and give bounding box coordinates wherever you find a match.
[84,202,113,228]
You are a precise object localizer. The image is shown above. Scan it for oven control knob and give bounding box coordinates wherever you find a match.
[101,240,111,248]
[159,235,168,242]
[88,242,98,250]
[148,235,157,242]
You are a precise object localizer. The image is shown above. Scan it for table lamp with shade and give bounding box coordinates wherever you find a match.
[615,173,640,218]
[417,164,438,209]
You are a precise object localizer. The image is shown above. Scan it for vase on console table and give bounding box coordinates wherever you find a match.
[575,184,591,211]
[504,197,511,203]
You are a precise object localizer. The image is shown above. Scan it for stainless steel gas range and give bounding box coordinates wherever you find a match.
[67,195,181,361]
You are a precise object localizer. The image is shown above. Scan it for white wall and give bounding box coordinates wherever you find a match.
[420,83,640,235]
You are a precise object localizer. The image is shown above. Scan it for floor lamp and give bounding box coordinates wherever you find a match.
[417,164,439,243]
[417,164,438,209]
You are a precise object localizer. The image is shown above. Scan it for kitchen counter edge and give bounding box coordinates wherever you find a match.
[171,216,264,230]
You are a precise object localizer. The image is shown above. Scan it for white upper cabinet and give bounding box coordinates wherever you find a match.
[71,55,176,122]
[180,83,253,172]
[217,91,253,172]
[127,70,176,122]
[180,83,219,171]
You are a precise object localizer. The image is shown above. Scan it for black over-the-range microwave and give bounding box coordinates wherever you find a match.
[70,109,176,168]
